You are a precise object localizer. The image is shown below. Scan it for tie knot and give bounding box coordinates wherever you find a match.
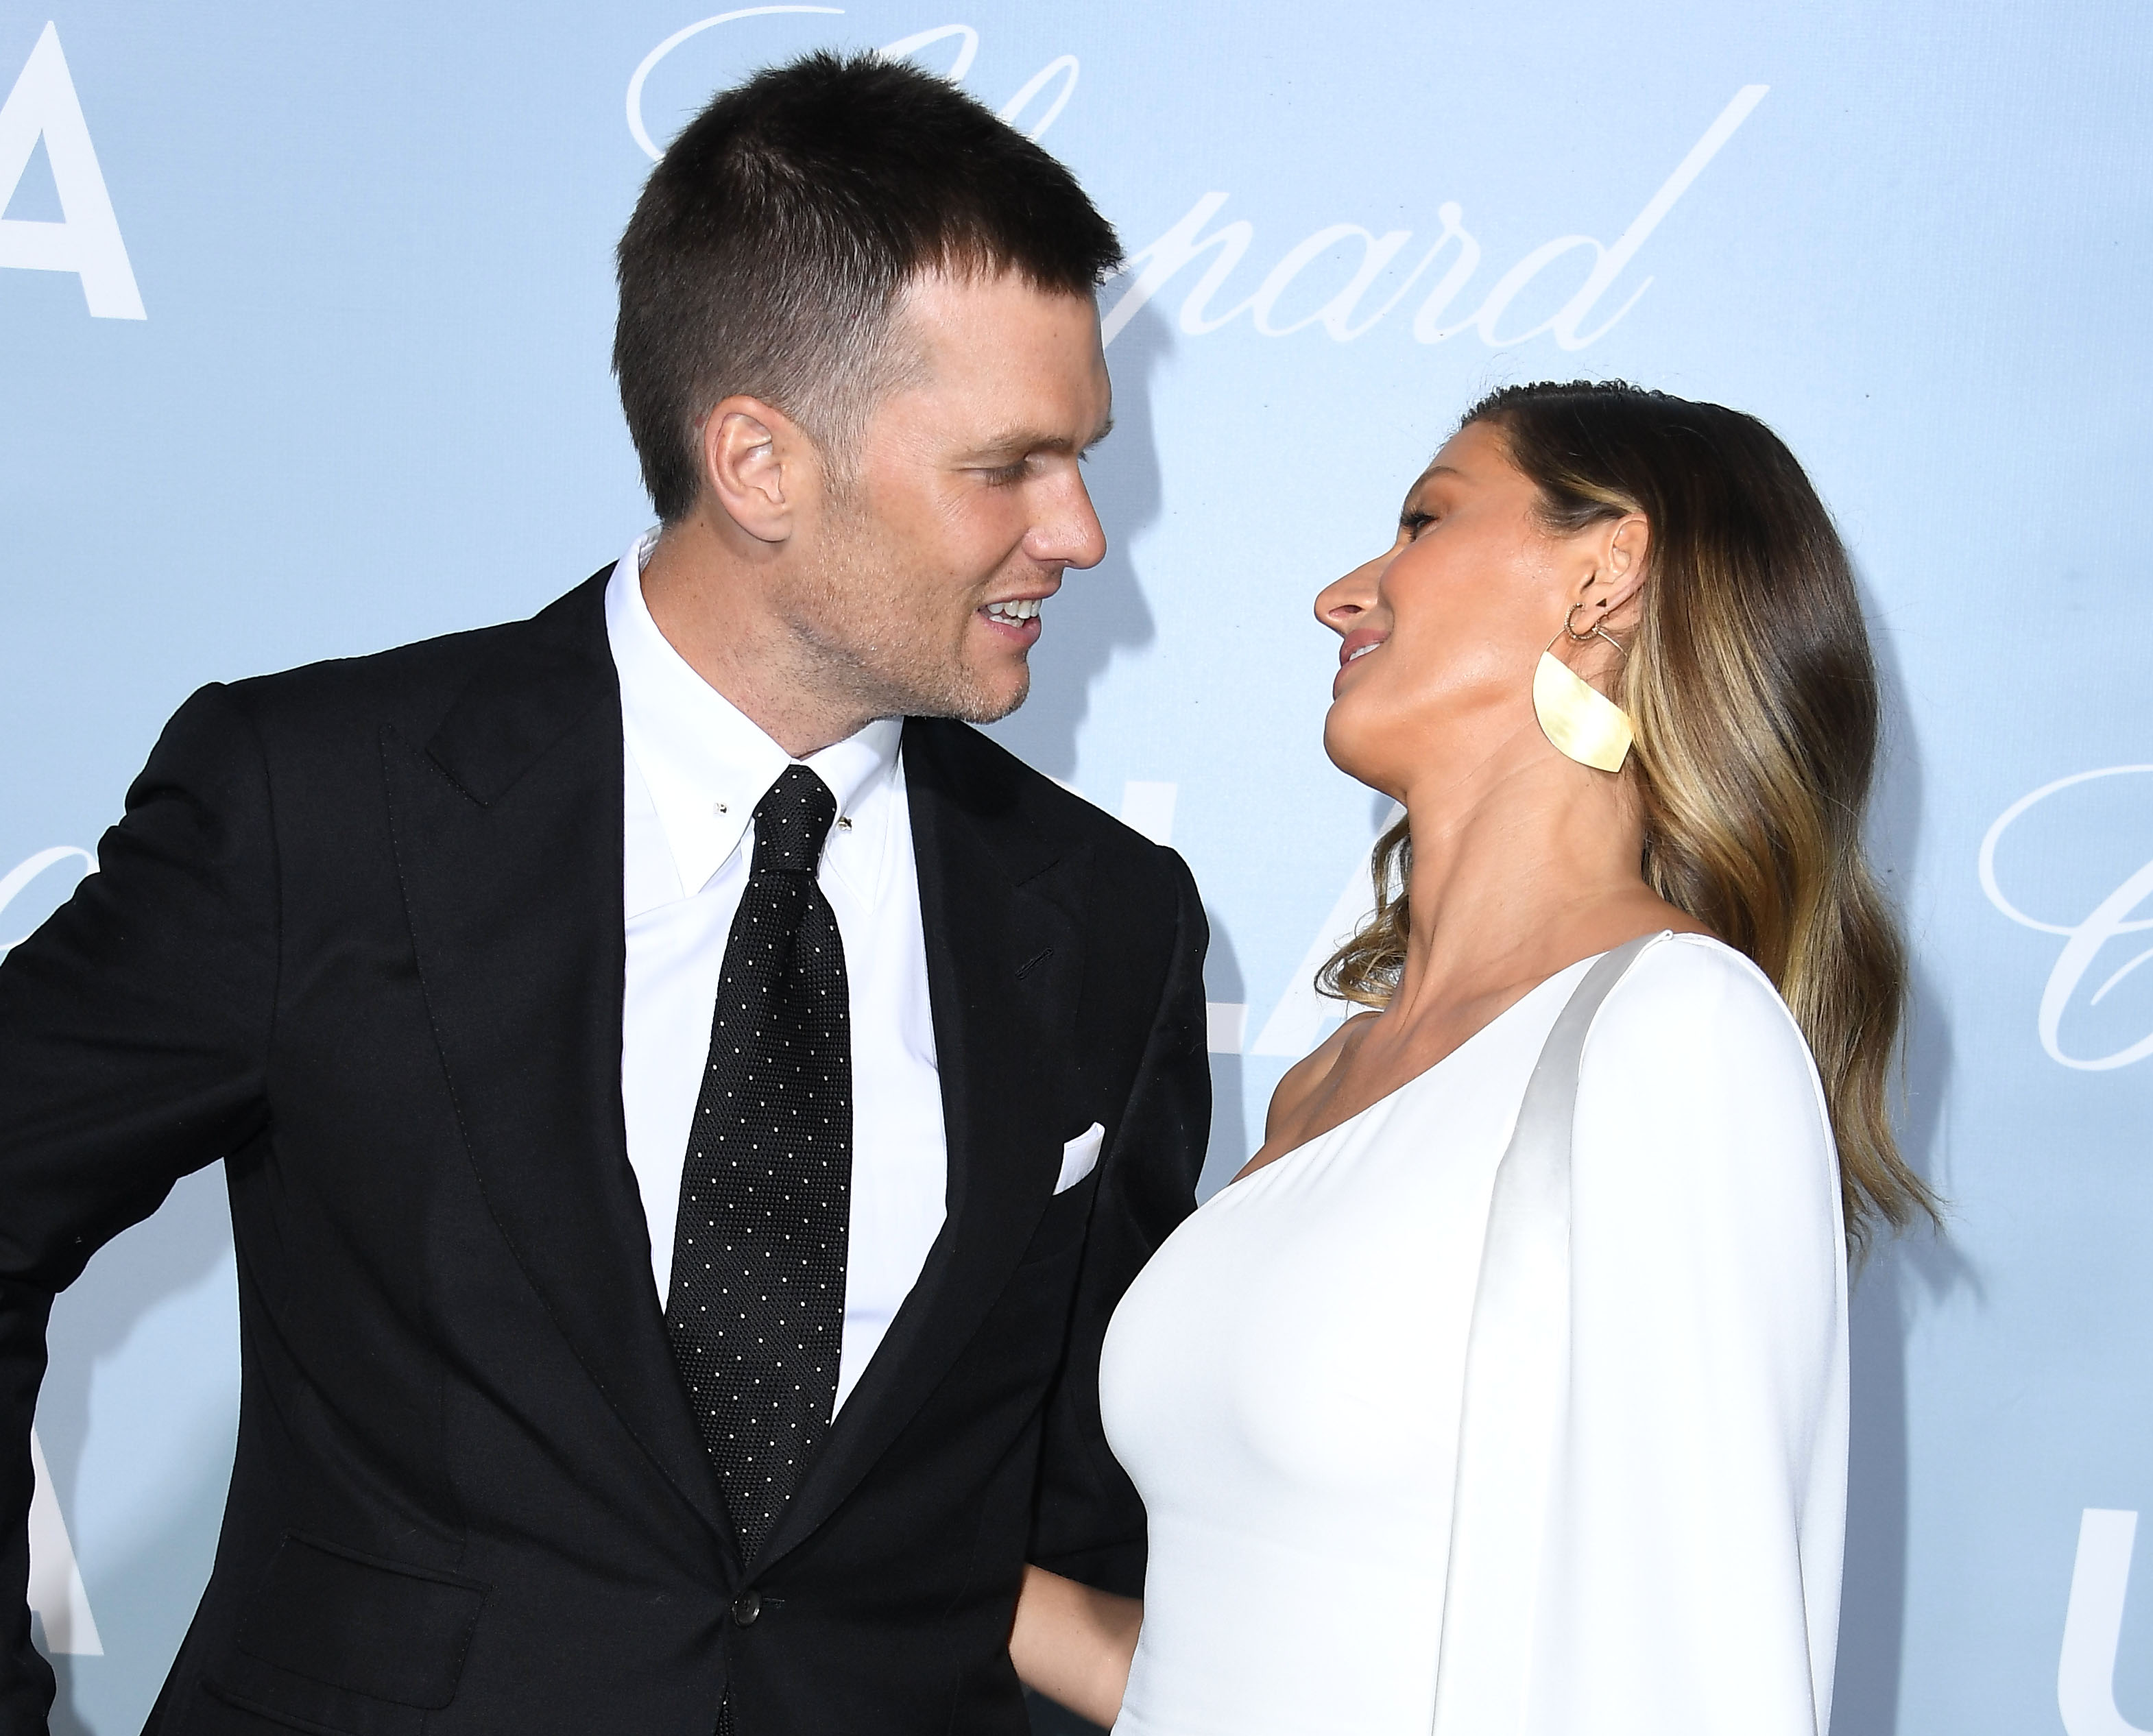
[750,765,838,874]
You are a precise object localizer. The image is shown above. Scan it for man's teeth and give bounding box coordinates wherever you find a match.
[985,599,1042,623]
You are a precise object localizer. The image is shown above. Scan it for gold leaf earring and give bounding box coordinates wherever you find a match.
[1532,601,1633,773]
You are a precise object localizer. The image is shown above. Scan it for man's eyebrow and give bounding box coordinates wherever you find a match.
[963,417,1116,461]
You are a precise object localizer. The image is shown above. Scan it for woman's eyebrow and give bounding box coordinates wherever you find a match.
[1400,464,1465,517]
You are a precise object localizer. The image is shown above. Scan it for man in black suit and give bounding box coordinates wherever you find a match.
[0,52,1205,1736]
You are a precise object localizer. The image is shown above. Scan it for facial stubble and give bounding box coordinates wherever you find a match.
[784,485,1031,728]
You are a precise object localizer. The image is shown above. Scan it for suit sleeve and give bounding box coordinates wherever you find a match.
[1026,846,1208,1598]
[0,683,280,1729]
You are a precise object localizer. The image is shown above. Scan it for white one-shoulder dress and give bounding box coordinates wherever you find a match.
[1099,934,1848,1736]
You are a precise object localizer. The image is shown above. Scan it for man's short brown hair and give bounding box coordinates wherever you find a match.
[614,50,1123,522]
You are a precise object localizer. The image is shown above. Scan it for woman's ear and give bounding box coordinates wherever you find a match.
[1579,513,1650,628]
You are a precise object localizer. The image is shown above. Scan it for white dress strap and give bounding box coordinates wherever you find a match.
[1430,932,1663,1736]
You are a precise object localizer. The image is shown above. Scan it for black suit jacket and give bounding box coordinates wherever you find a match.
[0,573,1207,1736]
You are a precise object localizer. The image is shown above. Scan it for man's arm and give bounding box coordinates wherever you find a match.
[0,684,280,1728]
[1025,846,1207,1597]
[1009,1562,1141,1726]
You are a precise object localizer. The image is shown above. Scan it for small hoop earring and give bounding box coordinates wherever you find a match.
[1563,601,1626,660]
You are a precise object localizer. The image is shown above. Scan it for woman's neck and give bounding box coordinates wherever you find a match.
[1384,748,1665,1026]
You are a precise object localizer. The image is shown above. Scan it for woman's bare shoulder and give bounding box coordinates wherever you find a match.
[1263,1010,1379,1146]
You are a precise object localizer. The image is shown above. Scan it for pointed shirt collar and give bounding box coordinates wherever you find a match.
[604,535,904,906]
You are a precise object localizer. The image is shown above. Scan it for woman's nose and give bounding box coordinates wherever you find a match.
[1314,557,1382,636]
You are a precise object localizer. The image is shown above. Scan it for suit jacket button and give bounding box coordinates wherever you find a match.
[732,1591,762,1626]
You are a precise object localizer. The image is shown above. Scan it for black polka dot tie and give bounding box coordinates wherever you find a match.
[664,764,852,1565]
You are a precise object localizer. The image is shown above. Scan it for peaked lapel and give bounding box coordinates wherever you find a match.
[381,573,735,1559]
[756,720,1088,1570]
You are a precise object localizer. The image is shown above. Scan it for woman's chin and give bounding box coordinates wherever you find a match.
[1321,708,1385,788]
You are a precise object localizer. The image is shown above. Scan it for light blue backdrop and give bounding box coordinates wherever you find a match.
[3,3,2150,1732]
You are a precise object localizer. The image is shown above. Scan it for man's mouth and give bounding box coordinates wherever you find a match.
[984,598,1044,625]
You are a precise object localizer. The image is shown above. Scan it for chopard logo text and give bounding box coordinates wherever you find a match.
[628,12,1765,354]
[1980,764,2153,1072]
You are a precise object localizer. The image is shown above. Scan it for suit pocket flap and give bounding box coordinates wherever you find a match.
[237,1533,488,1711]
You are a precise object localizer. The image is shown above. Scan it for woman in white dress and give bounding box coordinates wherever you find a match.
[1007,381,1935,1735]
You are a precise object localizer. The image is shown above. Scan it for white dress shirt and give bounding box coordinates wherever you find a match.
[605,538,948,1412]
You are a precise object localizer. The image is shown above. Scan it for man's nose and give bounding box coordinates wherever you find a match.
[1029,472,1108,572]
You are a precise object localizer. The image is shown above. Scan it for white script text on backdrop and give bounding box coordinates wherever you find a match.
[1980,764,2153,1072]
[627,10,1764,356]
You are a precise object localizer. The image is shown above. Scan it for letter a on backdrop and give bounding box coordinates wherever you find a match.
[0,21,144,318]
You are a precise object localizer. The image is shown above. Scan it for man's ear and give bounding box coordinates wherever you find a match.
[696,396,811,545]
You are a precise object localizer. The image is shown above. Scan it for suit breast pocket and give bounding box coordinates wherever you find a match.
[1053,1122,1104,1194]
[1019,1124,1108,1268]
[206,1532,488,1735]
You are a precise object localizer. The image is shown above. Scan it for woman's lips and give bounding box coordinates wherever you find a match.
[1337,629,1386,668]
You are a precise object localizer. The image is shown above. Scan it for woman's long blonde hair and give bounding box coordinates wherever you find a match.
[1319,381,1934,1251]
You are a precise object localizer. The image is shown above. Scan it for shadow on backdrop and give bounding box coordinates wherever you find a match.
[985,298,1168,781]
[1199,910,1249,1199]
[38,1166,238,1736]
[1830,579,1982,1736]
